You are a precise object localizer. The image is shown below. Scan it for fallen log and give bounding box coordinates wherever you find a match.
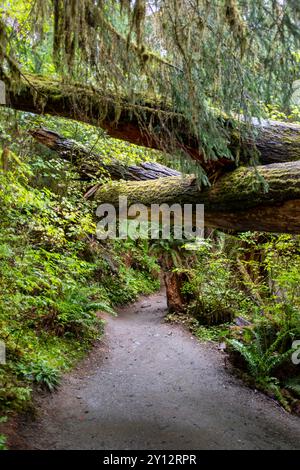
[3,74,300,171]
[29,128,181,181]
[30,127,300,233]
[94,162,300,234]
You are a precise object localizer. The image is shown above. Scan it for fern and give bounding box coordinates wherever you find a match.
[253,329,265,358]
[0,433,7,450]
[264,379,290,411]
[86,301,116,315]
[228,332,294,379]
[264,348,295,373]
[227,339,259,376]
[228,334,295,410]
[285,378,300,397]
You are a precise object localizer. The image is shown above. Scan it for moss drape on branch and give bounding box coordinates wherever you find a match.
[4,74,300,175]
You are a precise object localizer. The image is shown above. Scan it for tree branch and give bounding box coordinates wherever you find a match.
[3,73,300,173]
[29,127,181,181]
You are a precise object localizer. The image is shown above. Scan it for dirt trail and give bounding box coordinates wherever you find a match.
[11,291,300,449]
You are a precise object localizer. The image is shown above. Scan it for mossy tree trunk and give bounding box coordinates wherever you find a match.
[94,162,300,233]
[4,74,300,172]
[30,128,300,233]
[30,128,181,181]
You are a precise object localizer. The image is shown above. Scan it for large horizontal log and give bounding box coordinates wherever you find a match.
[3,74,300,171]
[29,128,181,181]
[30,127,300,233]
[94,162,300,233]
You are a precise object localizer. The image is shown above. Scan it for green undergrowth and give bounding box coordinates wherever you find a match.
[165,310,230,343]
[0,113,160,442]
[167,234,300,412]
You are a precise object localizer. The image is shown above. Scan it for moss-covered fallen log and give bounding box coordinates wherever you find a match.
[4,74,300,171]
[94,162,300,233]
[30,127,300,233]
[29,128,181,181]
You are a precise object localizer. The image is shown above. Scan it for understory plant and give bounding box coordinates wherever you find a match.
[224,233,300,409]
[0,114,160,423]
[181,238,256,325]
[174,231,300,410]
[228,326,297,409]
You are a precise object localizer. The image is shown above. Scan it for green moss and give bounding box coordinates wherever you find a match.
[0,115,160,419]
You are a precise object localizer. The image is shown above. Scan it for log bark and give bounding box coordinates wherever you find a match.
[3,74,300,171]
[94,162,300,233]
[29,128,181,181]
[30,127,300,233]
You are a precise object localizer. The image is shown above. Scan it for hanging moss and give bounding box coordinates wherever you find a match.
[2,1,300,184]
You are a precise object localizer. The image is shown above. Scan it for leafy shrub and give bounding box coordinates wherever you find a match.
[228,331,293,379]
[17,360,61,392]
[182,240,254,325]
[0,112,160,421]
[227,326,296,409]
[0,434,7,450]
[0,369,32,412]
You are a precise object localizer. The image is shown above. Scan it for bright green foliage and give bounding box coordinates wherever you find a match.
[17,360,61,392]
[0,111,160,419]
[0,416,7,450]
[195,325,231,343]
[181,239,257,325]
[228,329,296,410]
[0,160,102,413]
[0,435,7,450]
[236,233,300,331]
[2,1,300,180]
[228,331,294,381]
[173,231,300,408]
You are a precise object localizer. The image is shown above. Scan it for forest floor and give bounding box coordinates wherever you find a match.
[6,291,300,450]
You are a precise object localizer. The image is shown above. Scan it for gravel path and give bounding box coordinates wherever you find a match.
[12,291,300,449]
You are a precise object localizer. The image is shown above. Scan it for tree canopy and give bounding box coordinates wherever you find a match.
[2,1,300,182]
